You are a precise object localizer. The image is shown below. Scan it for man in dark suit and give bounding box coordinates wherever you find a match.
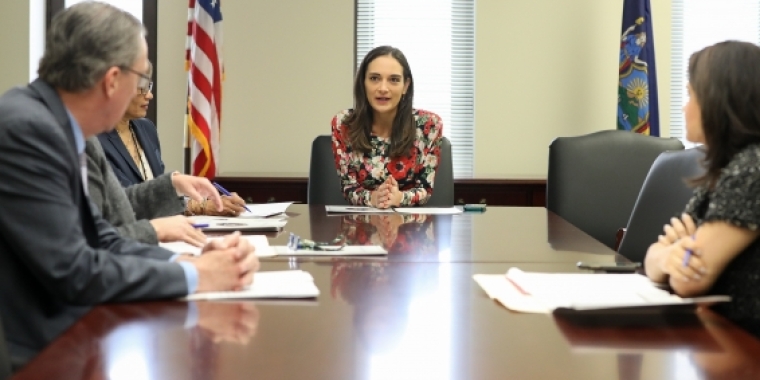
[0,2,259,368]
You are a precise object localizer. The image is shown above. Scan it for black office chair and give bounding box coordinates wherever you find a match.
[0,317,10,380]
[425,136,454,207]
[307,135,454,207]
[617,148,705,263]
[307,135,349,205]
[546,130,684,249]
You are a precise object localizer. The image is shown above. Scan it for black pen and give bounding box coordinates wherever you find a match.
[212,181,252,213]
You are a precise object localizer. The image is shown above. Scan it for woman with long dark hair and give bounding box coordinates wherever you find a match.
[645,40,760,336]
[331,46,443,208]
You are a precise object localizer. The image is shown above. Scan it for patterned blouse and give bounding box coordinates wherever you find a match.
[684,143,760,337]
[331,109,443,207]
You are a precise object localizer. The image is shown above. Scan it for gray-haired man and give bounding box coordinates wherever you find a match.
[0,1,258,367]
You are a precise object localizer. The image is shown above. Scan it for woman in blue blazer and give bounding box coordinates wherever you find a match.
[98,78,246,216]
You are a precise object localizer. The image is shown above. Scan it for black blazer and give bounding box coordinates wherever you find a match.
[0,79,187,366]
[98,118,166,187]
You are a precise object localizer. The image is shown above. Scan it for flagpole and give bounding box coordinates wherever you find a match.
[183,113,191,174]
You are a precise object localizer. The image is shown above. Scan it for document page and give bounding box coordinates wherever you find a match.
[160,235,276,257]
[185,270,319,300]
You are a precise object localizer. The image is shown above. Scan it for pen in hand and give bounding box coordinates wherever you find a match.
[681,234,696,267]
[212,181,252,213]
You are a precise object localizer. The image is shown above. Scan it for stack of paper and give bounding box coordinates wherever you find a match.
[474,268,729,313]
[185,270,319,300]
[160,235,276,257]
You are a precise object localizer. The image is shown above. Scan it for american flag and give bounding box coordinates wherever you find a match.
[186,0,223,178]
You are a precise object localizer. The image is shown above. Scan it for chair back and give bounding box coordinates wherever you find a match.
[0,316,10,380]
[617,148,705,262]
[546,130,684,249]
[307,135,349,205]
[425,136,454,207]
[308,135,454,207]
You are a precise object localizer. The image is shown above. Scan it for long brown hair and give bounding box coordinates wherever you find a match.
[689,41,760,188]
[344,46,415,158]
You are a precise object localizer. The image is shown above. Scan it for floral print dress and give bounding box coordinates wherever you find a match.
[331,109,443,206]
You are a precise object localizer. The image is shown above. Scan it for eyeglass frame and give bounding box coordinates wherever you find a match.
[137,82,154,95]
[287,232,345,251]
[119,66,152,91]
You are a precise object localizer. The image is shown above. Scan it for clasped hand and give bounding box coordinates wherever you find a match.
[370,177,403,209]
[190,231,260,292]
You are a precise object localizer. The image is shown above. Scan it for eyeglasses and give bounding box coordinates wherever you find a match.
[119,66,151,90]
[287,233,346,251]
[137,82,154,95]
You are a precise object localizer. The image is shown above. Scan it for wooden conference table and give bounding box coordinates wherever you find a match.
[10,206,760,380]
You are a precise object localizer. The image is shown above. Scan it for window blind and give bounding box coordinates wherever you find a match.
[356,0,475,178]
[670,0,760,144]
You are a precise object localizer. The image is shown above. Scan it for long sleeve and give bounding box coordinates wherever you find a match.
[331,110,373,206]
[85,138,160,245]
[124,173,185,220]
[397,110,443,206]
[0,118,188,305]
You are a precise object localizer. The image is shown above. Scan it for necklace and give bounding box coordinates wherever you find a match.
[125,122,148,181]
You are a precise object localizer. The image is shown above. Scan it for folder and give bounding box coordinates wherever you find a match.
[474,268,730,314]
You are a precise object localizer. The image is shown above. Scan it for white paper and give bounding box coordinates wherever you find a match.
[185,270,319,300]
[394,207,463,215]
[239,202,294,218]
[272,245,388,256]
[474,268,721,314]
[190,216,286,232]
[160,235,276,257]
[325,206,394,214]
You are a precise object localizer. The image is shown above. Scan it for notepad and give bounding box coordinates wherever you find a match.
[185,270,319,300]
[271,245,387,256]
[474,268,730,314]
[189,216,286,232]
[160,235,276,257]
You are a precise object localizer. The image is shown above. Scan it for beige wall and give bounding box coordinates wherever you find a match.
[0,0,672,179]
[157,0,355,175]
[0,2,30,93]
[474,0,671,177]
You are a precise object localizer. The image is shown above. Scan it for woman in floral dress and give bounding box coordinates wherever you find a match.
[331,45,443,208]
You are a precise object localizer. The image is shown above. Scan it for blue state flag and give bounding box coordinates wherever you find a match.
[618,0,659,136]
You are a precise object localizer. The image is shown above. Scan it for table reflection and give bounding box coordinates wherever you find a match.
[330,261,454,379]
[11,302,259,380]
[343,214,436,252]
[553,308,760,380]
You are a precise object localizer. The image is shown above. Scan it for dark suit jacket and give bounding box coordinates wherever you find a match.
[0,79,188,366]
[85,137,185,245]
[98,117,166,187]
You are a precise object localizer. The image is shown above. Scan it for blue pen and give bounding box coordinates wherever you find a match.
[682,234,696,267]
[212,181,252,213]
[192,223,209,228]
